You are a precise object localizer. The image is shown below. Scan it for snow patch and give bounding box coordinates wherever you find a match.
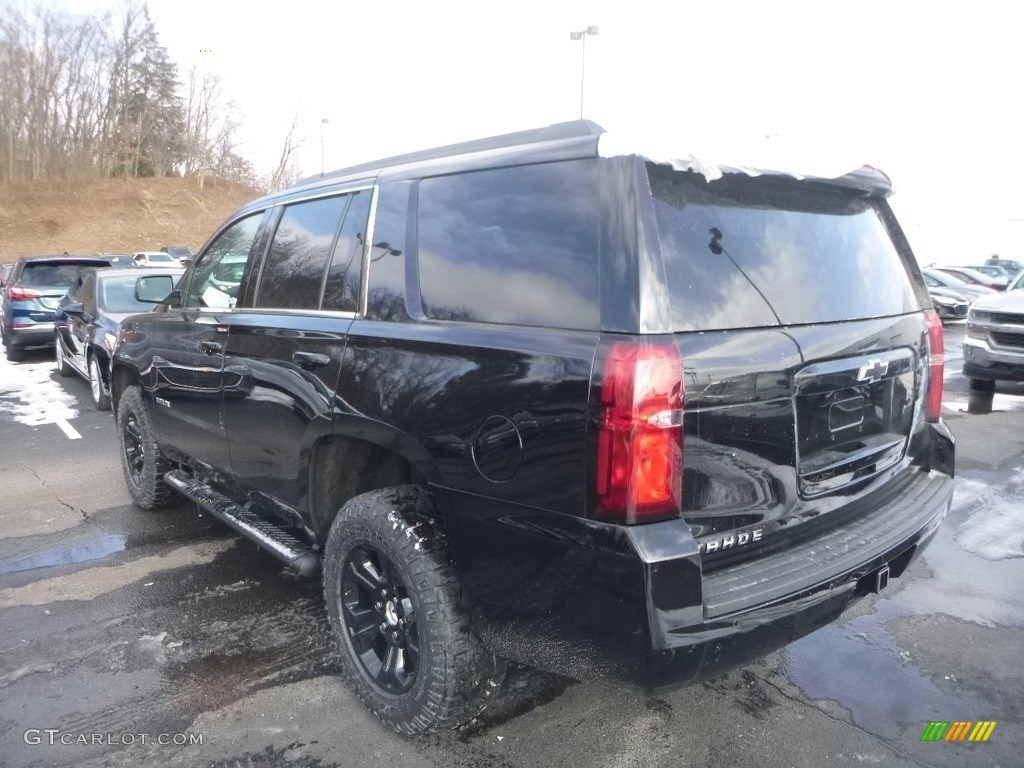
[0,358,79,425]
[953,469,1024,560]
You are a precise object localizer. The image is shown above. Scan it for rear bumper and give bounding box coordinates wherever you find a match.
[3,323,55,349]
[444,425,954,690]
[644,469,949,688]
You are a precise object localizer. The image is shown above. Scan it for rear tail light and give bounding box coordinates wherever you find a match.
[596,340,684,524]
[8,286,43,300]
[924,309,944,422]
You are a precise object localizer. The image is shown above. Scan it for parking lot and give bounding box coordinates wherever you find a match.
[1,323,1021,768]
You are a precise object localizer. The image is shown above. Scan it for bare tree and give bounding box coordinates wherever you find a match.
[269,110,303,192]
[0,1,253,186]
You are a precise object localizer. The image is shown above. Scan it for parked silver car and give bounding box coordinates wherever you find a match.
[963,269,1024,388]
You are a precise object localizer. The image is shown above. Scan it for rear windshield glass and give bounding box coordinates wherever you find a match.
[21,261,104,289]
[647,164,925,331]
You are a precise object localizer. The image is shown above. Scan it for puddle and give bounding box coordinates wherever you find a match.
[0,533,127,575]
[786,464,1023,737]
[785,618,989,739]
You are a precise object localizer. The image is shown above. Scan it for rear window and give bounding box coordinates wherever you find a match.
[647,164,925,331]
[20,261,106,289]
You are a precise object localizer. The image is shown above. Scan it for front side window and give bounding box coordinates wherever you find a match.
[416,160,600,330]
[186,214,263,309]
[80,273,96,314]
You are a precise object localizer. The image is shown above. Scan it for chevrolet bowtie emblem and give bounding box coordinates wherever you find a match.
[857,359,889,383]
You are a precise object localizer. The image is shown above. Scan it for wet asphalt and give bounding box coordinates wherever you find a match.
[0,323,1021,768]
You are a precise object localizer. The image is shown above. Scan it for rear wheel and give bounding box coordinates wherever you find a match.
[116,386,172,508]
[5,344,23,362]
[55,336,73,377]
[969,378,996,392]
[89,355,111,410]
[324,486,503,735]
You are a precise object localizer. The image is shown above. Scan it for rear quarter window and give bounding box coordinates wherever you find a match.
[416,159,600,330]
[647,164,926,331]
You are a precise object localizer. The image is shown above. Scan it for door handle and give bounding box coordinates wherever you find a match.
[292,351,331,368]
[200,341,222,355]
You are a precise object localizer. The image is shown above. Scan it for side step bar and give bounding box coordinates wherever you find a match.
[165,470,320,577]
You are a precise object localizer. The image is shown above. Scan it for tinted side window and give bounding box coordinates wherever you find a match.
[322,190,371,312]
[186,214,264,309]
[256,196,348,310]
[80,273,96,314]
[416,160,599,330]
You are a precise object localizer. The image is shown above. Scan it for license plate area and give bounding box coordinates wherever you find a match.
[794,350,916,498]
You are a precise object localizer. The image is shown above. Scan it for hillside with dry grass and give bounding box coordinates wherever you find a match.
[0,177,263,261]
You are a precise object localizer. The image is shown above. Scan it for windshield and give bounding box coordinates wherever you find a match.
[99,273,179,312]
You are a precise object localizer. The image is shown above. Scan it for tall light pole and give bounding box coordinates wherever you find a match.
[569,26,599,120]
[320,117,329,176]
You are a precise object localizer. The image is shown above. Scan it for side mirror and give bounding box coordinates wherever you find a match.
[136,275,175,303]
[63,301,86,316]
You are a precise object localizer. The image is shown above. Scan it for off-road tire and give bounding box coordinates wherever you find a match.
[323,485,503,735]
[117,386,173,508]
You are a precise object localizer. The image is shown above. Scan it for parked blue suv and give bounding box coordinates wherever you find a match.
[1,255,112,361]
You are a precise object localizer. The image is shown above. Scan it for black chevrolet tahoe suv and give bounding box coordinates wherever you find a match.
[111,120,954,735]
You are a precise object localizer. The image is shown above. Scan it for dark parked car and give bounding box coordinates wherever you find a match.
[1,255,113,361]
[927,284,970,321]
[55,267,183,409]
[963,268,1024,387]
[110,120,954,735]
[985,256,1024,276]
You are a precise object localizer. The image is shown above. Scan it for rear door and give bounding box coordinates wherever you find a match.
[222,188,372,510]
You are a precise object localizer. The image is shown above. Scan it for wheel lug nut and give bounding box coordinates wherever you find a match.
[392,631,400,642]
[374,601,383,611]
[380,622,388,633]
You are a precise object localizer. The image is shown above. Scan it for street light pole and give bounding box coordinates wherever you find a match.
[569,26,599,120]
[320,117,329,176]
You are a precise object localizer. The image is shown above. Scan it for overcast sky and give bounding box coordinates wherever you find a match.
[62,0,1024,265]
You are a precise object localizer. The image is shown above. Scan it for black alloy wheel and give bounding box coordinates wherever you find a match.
[342,544,419,694]
[122,412,146,488]
[116,386,172,508]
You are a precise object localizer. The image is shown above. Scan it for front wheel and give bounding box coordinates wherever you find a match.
[323,486,503,735]
[116,386,172,508]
